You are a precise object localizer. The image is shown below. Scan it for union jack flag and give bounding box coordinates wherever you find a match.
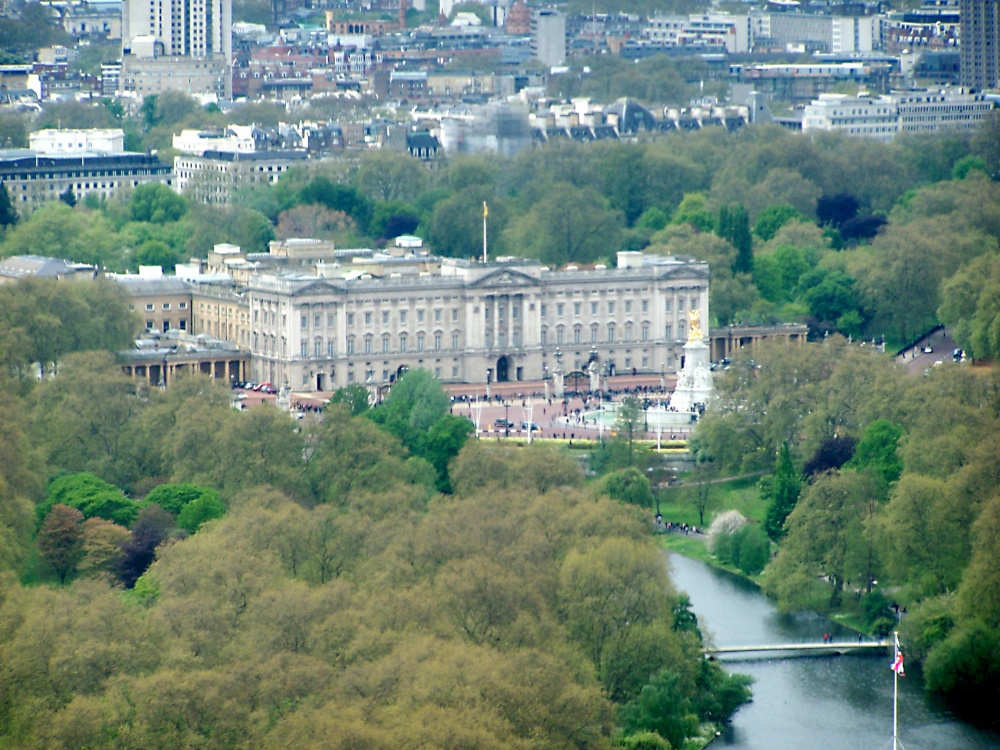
[891,650,904,676]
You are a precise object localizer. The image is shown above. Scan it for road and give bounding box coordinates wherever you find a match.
[896,326,961,375]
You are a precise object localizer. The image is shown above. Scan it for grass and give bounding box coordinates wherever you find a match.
[654,473,769,528]
[658,532,711,563]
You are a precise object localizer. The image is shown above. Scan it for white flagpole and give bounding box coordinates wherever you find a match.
[892,630,899,750]
[482,201,488,264]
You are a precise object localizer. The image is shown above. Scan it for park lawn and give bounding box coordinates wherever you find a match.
[655,473,768,528]
[658,532,711,562]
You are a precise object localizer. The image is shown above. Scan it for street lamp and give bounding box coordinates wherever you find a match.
[504,400,510,437]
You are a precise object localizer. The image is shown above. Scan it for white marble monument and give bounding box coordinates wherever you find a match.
[670,309,713,413]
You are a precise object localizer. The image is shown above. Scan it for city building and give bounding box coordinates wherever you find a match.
[532,9,567,68]
[110,265,193,333]
[0,255,97,284]
[883,0,960,53]
[120,329,249,387]
[120,0,233,98]
[802,88,995,141]
[0,129,173,214]
[172,149,307,203]
[61,0,123,40]
[644,13,751,53]
[29,128,125,154]
[506,0,530,35]
[172,126,268,155]
[960,0,1000,89]
[754,11,882,53]
[245,250,710,393]
[732,62,894,104]
[189,279,252,349]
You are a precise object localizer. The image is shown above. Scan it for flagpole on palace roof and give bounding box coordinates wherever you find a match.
[482,201,488,264]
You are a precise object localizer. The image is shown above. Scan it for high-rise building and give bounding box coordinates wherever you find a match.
[121,0,233,98]
[531,10,566,68]
[960,0,1000,90]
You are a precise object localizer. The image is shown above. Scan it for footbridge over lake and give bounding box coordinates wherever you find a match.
[704,641,890,658]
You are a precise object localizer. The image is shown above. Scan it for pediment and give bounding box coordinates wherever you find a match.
[655,264,710,281]
[471,268,540,288]
[288,279,347,296]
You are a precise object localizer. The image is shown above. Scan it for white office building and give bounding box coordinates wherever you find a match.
[531,10,567,68]
[644,13,751,53]
[121,0,232,98]
[29,128,126,154]
[802,89,995,141]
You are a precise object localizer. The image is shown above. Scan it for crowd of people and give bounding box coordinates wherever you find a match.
[654,514,702,535]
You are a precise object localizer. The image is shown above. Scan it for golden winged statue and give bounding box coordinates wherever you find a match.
[688,308,703,343]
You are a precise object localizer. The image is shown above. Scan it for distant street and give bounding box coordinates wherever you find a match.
[896,326,961,375]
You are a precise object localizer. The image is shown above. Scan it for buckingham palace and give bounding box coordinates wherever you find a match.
[248,250,710,393]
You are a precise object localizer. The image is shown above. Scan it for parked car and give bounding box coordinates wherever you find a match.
[520,421,539,431]
[494,418,512,429]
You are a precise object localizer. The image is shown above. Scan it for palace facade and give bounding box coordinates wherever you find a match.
[247,251,710,392]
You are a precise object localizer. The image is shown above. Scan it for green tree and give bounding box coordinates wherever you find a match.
[558,537,672,669]
[31,352,144,487]
[176,493,227,534]
[765,469,884,610]
[0,112,29,149]
[939,253,1000,361]
[355,149,428,204]
[368,368,450,449]
[428,185,506,259]
[181,204,274,256]
[952,155,988,180]
[502,182,624,266]
[1,203,125,270]
[0,181,18,230]
[327,383,371,416]
[602,467,654,508]
[762,442,802,541]
[857,217,996,343]
[876,477,967,598]
[621,731,671,750]
[80,517,130,580]
[130,183,188,224]
[620,670,699,750]
[418,414,473,493]
[671,193,715,232]
[732,524,771,575]
[58,186,77,207]
[37,504,86,584]
[753,204,806,242]
[40,472,139,528]
[615,396,644,467]
[296,177,372,233]
[144,483,221,516]
[687,444,716,527]
[717,204,752,274]
[369,201,419,240]
[846,419,904,485]
[307,405,417,507]
[135,239,180,271]
[800,268,862,332]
